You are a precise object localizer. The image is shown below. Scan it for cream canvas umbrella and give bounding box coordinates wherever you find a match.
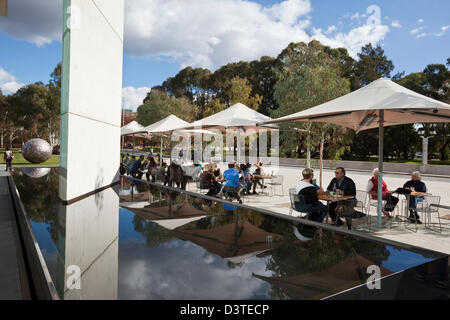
[179,103,278,162]
[144,115,219,165]
[121,120,149,149]
[261,78,450,227]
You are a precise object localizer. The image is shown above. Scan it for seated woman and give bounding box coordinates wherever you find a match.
[145,155,158,182]
[251,161,266,194]
[366,168,398,219]
[200,164,221,196]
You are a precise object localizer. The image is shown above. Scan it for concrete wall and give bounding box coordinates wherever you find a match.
[60,0,124,201]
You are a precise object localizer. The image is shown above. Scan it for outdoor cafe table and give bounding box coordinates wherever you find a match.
[318,193,355,224]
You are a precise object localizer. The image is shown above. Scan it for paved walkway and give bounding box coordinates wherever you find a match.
[0,169,24,299]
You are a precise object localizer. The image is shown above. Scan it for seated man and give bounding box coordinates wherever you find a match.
[130,155,146,179]
[295,168,328,223]
[200,164,221,196]
[403,171,426,224]
[168,160,183,188]
[222,163,242,204]
[327,167,357,229]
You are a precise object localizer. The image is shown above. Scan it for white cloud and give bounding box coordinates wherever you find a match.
[416,33,427,39]
[0,68,25,94]
[0,0,62,46]
[325,25,336,34]
[434,25,450,37]
[418,18,424,23]
[0,0,391,71]
[122,87,151,112]
[311,23,389,57]
[410,26,424,35]
[391,20,402,28]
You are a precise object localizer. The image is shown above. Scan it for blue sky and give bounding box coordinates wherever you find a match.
[0,0,448,110]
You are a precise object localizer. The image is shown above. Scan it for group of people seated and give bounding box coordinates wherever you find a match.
[120,154,268,203]
[199,161,268,202]
[294,167,427,229]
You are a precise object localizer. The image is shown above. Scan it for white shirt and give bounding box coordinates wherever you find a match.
[295,180,314,194]
[366,180,374,192]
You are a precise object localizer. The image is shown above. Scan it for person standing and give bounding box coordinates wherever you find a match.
[327,167,357,229]
[3,147,14,171]
[403,171,426,224]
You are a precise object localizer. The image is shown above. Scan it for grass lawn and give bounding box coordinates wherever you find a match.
[1,149,59,166]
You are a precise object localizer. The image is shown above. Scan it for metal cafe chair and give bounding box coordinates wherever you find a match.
[288,188,307,218]
[418,196,442,233]
[267,175,284,197]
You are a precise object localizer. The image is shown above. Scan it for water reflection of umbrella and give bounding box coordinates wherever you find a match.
[253,253,392,300]
[123,202,207,221]
[172,218,283,261]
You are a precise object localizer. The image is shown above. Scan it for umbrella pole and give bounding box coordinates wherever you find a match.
[377,110,384,228]
[160,135,163,166]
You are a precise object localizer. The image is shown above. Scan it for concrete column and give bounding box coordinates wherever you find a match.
[60,0,124,202]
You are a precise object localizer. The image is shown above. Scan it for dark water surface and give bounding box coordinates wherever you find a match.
[11,168,446,300]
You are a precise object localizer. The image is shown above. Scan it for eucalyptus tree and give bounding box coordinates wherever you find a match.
[272,41,351,184]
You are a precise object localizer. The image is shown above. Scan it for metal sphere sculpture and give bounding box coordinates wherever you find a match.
[22,139,53,164]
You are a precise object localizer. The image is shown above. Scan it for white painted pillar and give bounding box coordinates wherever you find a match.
[59,0,124,202]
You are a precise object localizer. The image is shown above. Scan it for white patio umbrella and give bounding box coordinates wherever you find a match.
[121,120,149,149]
[260,78,450,228]
[143,115,219,165]
[179,103,278,163]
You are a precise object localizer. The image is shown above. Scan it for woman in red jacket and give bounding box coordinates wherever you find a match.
[366,168,398,218]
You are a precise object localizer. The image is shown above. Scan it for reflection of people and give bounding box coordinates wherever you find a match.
[295,168,328,223]
[403,171,426,224]
[327,167,356,228]
[366,168,398,218]
[4,147,14,171]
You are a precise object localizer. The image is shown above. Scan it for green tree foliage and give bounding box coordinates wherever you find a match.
[396,60,449,160]
[136,89,196,126]
[354,43,394,87]
[162,67,213,119]
[272,41,351,166]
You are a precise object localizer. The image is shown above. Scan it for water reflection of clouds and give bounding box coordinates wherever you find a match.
[118,239,272,300]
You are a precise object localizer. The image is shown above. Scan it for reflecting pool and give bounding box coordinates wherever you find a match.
[11,168,449,300]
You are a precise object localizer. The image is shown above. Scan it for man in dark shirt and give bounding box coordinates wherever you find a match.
[327,167,356,229]
[130,155,145,179]
[295,168,328,223]
[403,171,427,223]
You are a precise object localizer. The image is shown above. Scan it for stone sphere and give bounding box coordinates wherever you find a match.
[23,167,51,178]
[22,139,53,164]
